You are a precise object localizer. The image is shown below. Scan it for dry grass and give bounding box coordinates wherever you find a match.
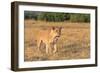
[24,19,90,61]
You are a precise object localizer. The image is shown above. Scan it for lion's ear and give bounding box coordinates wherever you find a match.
[52,27,55,30]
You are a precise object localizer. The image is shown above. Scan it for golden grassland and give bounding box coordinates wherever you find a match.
[24,19,90,61]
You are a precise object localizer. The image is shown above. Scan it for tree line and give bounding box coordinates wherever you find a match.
[24,11,90,22]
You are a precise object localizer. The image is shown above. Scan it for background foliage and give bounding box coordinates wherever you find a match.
[24,11,90,22]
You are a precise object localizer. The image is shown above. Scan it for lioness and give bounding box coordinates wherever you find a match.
[36,27,62,54]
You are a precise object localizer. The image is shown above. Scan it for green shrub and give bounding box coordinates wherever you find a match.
[24,11,90,22]
[69,13,90,22]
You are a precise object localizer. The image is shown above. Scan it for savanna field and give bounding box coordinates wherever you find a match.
[24,19,90,61]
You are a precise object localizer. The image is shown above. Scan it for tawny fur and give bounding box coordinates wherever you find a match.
[35,27,62,54]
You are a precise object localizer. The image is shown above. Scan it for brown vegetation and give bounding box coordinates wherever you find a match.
[24,19,90,61]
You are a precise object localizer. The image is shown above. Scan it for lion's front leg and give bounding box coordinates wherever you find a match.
[53,44,57,53]
[45,43,50,54]
[37,40,41,51]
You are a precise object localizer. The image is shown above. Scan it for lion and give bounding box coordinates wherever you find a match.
[36,27,62,54]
